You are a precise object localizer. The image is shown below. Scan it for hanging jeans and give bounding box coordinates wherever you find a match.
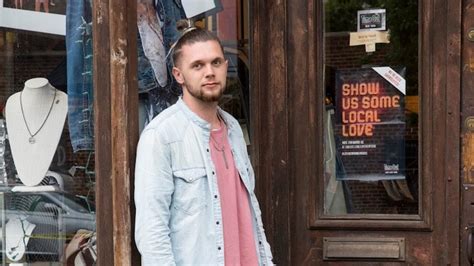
[157,0,186,96]
[156,0,186,53]
[137,2,168,88]
[137,32,160,93]
[66,0,94,152]
[139,88,178,129]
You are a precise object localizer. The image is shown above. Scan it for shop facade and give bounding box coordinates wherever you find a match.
[1,0,474,265]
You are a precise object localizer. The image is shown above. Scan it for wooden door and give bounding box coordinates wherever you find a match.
[252,0,462,264]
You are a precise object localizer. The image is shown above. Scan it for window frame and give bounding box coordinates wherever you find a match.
[308,0,433,231]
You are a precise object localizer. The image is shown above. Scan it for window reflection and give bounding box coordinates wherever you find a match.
[0,4,97,262]
[323,0,419,215]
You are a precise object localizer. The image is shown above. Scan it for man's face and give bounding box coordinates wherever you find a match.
[172,40,228,104]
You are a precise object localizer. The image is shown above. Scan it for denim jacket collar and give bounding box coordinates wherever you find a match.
[177,97,235,132]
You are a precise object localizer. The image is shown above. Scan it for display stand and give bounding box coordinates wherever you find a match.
[5,78,68,187]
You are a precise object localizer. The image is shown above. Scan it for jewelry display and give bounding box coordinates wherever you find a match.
[19,88,57,144]
[5,78,68,187]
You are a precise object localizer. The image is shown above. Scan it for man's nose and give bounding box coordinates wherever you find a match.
[204,64,215,78]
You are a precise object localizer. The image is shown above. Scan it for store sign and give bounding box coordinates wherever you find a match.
[335,67,406,181]
[349,31,390,46]
[357,9,386,31]
[0,0,66,35]
[182,0,222,18]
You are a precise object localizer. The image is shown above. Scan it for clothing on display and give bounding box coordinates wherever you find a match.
[324,109,347,214]
[138,88,179,129]
[156,0,187,53]
[137,1,168,87]
[137,32,160,93]
[135,0,186,132]
[66,0,94,152]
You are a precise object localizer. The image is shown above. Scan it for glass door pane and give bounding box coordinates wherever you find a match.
[323,0,419,215]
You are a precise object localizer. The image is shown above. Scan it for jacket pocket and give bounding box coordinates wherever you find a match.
[172,167,208,215]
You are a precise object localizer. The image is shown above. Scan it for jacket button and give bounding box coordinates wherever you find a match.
[259,241,262,245]
[214,195,218,199]
[218,247,222,250]
[206,148,210,152]
[216,221,220,225]
[212,171,215,175]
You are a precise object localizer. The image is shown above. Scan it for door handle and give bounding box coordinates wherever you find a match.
[468,225,474,264]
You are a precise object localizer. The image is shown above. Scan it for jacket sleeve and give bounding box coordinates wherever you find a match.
[134,129,176,266]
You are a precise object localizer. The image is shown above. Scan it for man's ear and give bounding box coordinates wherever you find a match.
[172,67,184,84]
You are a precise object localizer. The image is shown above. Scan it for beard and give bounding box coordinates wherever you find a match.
[183,80,225,103]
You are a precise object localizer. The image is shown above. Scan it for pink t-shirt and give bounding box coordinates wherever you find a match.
[210,125,258,266]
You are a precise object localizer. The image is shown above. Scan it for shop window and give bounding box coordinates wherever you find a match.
[136,0,251,144]
[0,0,96,263]
[322,0,419,216]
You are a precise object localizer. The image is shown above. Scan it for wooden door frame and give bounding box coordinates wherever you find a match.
[92,0,140,264]
[447,0,461,264]
[251,0,290,264]
[461,0,474,264]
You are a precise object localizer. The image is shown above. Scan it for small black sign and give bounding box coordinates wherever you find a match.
[357,9,386,31]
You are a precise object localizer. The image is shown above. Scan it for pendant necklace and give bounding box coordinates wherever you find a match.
[20,89,57,144]
[211,129,229,169]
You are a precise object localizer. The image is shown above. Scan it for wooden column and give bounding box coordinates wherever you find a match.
[251,0,289,265]
[93,0,139,264]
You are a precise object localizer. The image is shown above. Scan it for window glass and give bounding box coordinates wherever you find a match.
[0,0,96,263]
[323,0,419,215]
[136,0,251,144]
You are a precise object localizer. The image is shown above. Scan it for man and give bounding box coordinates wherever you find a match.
[134,28,273,265]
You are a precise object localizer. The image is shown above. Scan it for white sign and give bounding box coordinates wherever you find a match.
[0,0,65,35]
[349,31,390,45]
[182,0,216,18]
[372,67,406,95]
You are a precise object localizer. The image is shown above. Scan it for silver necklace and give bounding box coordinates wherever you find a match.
[20,89,57,144]
[210,128,229,169]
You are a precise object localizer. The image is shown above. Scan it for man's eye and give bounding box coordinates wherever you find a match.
[212,60,222,66]
[193,63,202,69]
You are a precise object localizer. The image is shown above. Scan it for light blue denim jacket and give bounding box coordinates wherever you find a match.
[134,98,273,265]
